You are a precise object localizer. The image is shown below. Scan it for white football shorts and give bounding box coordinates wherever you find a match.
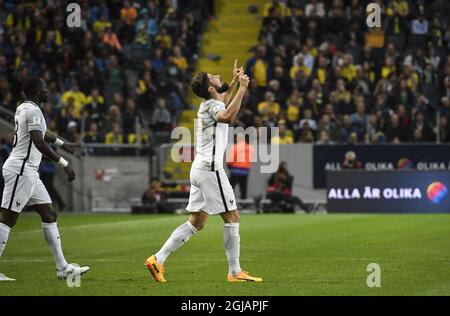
[1,169,52,213]
[186,168,237,215]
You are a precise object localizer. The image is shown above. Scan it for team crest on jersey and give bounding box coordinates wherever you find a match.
[16,201,21,207]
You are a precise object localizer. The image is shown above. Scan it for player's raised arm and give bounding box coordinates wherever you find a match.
[223,59,243,106]
[216,74,249,124]
[44,131,82,156]
[31,130,75,182]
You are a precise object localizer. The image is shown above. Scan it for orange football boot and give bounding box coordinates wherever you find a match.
[145,255,167,283]
[227,270,262,282]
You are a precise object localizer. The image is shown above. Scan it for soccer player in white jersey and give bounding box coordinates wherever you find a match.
[146,61,262,282]
[0,77,89,281]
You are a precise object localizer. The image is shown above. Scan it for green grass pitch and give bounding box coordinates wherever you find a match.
[0,213,449,296]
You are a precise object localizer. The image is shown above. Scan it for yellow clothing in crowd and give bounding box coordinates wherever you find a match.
[93,20,112,33]
[381,66,396,79]
[388,0,409,17]
[342,64,357,82]
[128,133,149,144]
[290,64,312,78]
[5,14,31,31]
[258,101,280,119]
[263,2,290,17]
[272,134,294,144]
[61,91,88,118]
[173,57,188,71]
[286,104,300,123]
[253,59,267,87]
[105,132,124,144]
[316,68,327,84]
[155,34,172,49]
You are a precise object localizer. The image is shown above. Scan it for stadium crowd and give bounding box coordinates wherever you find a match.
[239,0,450,144]
[0,0,213,146]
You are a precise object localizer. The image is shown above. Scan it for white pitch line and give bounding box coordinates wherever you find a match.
[11,217,176,236]
[0,258,126,263]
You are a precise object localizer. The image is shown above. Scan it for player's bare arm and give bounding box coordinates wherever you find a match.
[44,131,82,156]
[216,74,249,124]
[30,130,75,182]
[223,59,244,106]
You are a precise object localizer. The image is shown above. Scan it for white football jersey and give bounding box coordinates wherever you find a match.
[191,99,229,171]
[3,101,47,175]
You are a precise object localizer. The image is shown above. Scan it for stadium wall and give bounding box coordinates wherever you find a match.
[70,156,151,212]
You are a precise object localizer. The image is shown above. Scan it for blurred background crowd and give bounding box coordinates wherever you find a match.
[0,0,213,147]
[239,0,450,144]
[1,0,450,148]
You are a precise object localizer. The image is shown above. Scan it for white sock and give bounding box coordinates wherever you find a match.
[224,223,241,276]
[42,222,68,270]
[0,223,11,259]
[155,221,197,265]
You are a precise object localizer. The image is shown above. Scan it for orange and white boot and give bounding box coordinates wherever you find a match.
[227,270,262,282]
[145,255,167,283]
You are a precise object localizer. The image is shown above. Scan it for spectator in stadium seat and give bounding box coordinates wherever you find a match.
[0,90,14,112]
[299,108,317,131]
[263,0,289,18]
[63,121,80,143]
[290,55,311,80]
[272,122,294,145]
[350,97,368,141]
[305,0,326,18]
[136,70,158,111]
[410,112,434,142]
[103,105,122,135]
[172,45,188,73]
[142,178,170,213]
[128,127,150,145]
[120,0,138,43]
[123,98,138,136]
[317,113,340,142]
[0,132,13,165]
[339,114,356,143]
[134,23,151,49]
[342,151,363,169]
[266,162,310,213]
[411,14,429,35]
[93,14,112,34]
[102,26,122,52]
[437,115,450,143]
[246,45,268,94]
[258,91,280,122]
[385,114,407,142]
[151,98,172,131]
[105,123,124,144]
[135,8,158,37]
[83,122,104,144]
[333,79,352,114]
[297,121,315,143]
[84,88,105,121]
[439,96,450,117]
[316,130,334,144]
[61,84,87,118]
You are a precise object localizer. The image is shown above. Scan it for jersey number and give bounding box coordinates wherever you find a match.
[13,120,18,148]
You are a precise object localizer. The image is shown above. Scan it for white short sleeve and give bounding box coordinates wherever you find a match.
[26,108,44,132]
[208,101,225,121]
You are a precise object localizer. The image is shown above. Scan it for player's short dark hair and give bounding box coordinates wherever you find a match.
[23,76,43,98]
[191,71,210,99]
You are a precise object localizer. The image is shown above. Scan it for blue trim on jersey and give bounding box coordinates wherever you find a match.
[229,167,251,176]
